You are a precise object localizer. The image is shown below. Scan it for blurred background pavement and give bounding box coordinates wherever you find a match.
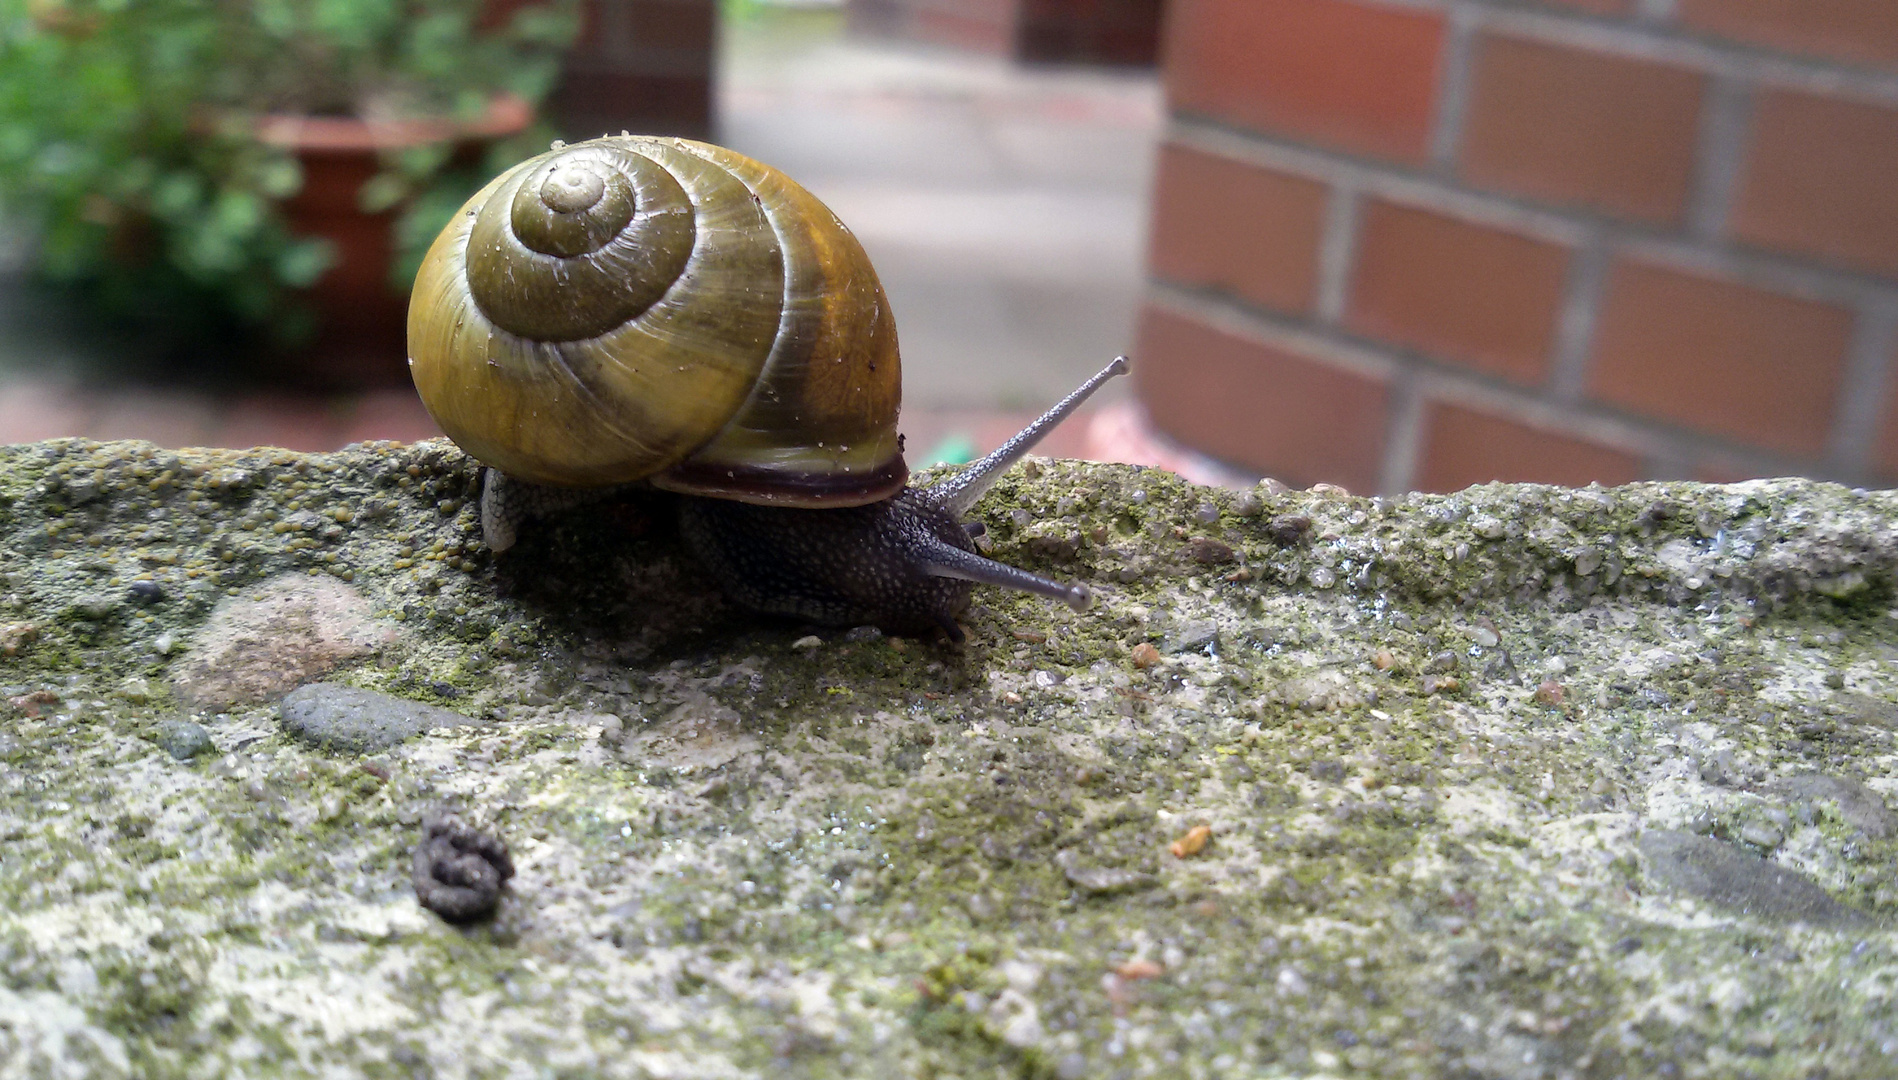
[0,1,1181,474]
[6,0,1898,493]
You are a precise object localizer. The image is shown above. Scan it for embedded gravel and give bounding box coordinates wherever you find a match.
[279,682,477,753]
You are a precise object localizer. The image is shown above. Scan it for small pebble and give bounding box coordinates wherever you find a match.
[0,623,39,657]
[1169,824,1212,859]
[1264,515,1312,548]
[1739,821,1785,849]
[127,581,166,605]
[8,690,58,719]
[1114,959,1165,980]
[1130,643,1161,669]
[1472,626,1500,648]
[791,635,823,650]
[1191,501,1220,525]
[412,814,514,923]
[157,720,214,760]
[1061,860,1155,896]
[73,597,119,620]
[1182,537,1235,565]
[1171,620,1219,653]
[279,683,473,754]
[153,631,178,656]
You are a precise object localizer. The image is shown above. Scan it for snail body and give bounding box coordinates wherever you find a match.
[408,135,1124,638]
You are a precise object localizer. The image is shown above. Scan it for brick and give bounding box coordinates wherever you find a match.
[1459,34,1705,225]
[548,0,714,141]
[1165,0,1445,164]
[1417,402,1643,492]
[550,70,713,142]
[1730,90,1898,279]
[1134,305,1389,491]
[1587,259,1852,457]
[1147,145,1328,316]
[1678,0,1898,68]
[624,0,715,53]
[1531,0,1634,13]
[567,0,714,58]
[1345,200,1571,386]
[1020,0,1165,65]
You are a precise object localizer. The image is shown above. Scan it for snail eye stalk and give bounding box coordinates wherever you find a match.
[926,356,1129,517]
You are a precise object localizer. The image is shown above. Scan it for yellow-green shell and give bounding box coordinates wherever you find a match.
[407,136,905,505]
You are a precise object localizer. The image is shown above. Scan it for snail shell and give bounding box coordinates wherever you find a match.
[407,136,905,506]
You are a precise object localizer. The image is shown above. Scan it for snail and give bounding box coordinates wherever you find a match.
[407,135,1126,641]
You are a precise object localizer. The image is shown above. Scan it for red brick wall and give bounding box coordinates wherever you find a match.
[1141,0,1898,492]
[848,0,1164,65]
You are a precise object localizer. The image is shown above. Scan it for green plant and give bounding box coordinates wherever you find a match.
[0,0,577,344]
[212,0,576,118]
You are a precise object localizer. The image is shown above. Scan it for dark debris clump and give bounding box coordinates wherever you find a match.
[412,814,514,922]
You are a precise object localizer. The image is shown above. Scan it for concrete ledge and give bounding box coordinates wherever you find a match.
[1,438,1894,1075]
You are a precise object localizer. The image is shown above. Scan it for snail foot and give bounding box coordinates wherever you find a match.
[480,469,630,553]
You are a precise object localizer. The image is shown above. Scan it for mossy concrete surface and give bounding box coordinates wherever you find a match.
[1,437,1896,1079]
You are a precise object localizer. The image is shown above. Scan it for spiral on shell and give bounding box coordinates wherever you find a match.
[407,136,906,505]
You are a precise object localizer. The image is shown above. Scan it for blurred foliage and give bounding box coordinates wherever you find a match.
[0,0,577,346]
[717,0,776,21]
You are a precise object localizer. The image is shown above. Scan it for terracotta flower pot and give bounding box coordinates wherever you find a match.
[250,93,534,389]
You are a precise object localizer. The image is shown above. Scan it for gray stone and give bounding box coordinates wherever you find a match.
[1775,773,1897,840]
[1168,619,1218,653]
[155,719,214,760]
[1639,830,1867,928]
[279,682,473,753]
[1056,858,1155,896]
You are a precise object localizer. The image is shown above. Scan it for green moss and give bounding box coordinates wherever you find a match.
[3,445,1898,1075]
